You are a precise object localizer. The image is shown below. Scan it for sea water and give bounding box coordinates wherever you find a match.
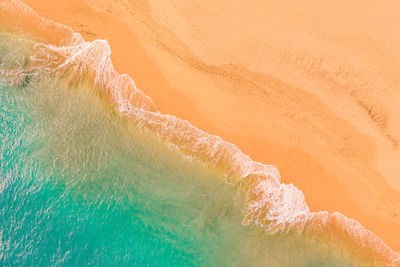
[0,31,383,267]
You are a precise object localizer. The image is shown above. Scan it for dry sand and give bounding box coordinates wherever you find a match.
[22,0,400,251]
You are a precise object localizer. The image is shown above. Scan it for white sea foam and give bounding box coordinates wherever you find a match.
[1,0,399,265]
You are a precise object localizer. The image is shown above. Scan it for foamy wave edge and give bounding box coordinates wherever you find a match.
[1,0,399,265]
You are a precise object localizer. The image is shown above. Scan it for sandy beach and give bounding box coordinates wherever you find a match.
[22,0,400,252]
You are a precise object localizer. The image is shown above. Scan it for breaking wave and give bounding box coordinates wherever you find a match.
[1,0,399,265]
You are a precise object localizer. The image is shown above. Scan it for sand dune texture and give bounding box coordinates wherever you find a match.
[22,0,400,253]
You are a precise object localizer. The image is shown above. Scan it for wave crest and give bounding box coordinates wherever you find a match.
[2,0,399,265]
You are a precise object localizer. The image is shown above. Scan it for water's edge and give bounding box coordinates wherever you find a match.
[0,0,399,265]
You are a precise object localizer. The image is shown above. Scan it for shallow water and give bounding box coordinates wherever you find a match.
[0,31,378,266]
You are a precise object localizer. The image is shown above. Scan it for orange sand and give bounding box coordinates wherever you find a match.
[22,0,400,251]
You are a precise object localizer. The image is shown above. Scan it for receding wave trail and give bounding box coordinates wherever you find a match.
[0,0,399,265]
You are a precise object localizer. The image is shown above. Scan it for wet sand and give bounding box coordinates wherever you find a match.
[22,0,400,251]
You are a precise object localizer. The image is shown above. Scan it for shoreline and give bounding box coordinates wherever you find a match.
[21,0,400,254]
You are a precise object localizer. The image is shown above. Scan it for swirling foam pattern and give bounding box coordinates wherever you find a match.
[0,0,399,265]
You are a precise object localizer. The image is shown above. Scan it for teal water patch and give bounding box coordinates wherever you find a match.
[0,75,245,266]
[0,32,362,266]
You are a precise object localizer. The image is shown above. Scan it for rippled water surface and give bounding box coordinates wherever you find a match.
[0,32,364,266]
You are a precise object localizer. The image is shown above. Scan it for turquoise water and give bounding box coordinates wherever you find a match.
[0,32,364,266]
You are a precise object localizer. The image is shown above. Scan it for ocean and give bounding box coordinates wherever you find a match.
[0,1,399,266]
